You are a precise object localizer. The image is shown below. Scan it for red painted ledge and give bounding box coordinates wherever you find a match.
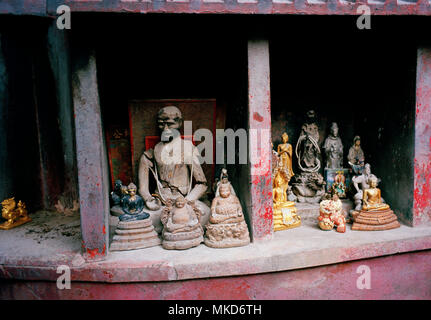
[1,211,431,283]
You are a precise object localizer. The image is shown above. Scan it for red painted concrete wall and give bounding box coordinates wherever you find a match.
[414,48,431,226]
[1,250,430,299]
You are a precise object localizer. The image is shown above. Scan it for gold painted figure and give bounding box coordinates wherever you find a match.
[272,170,301,231]
[362,177,390,212]
[0,198,31,230]
[277,133,294,180]
[351,176,400,231]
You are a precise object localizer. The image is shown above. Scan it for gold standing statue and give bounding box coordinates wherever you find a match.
[272,139,301,231]
[0,197,31,230]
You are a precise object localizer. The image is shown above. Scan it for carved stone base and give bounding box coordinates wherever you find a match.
[110,218,161,251]
[0,216,32,230]
[204,221,250,248]
[162,225,204,250]
[351,208,401,231]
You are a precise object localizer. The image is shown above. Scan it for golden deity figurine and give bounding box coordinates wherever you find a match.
[0,197,32,230]
[272,170,301,231]
[277,132,294,180]
[352,176,400,231]
[362,177,390,212]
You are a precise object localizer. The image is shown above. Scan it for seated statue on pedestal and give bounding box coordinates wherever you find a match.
[138,106,210,233]
[161,196,204,250]
[119,183,150,222]
[273,169,301,231]
[351,176,400,231]
[204,175,250,248]
[351,163,379,211]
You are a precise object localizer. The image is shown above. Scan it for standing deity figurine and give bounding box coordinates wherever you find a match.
[348,136,365,175]
[138,106,210,233]
[323,122,343,169]
[204,173,250,248]
[292,110,326,203]
[277,132,295,180]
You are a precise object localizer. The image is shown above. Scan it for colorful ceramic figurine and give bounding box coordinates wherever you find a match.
[0,198,31,230]
[273,170,301,231]
[318,194,346,233]
[161,196,204,250]
[204,176,250,248]
[351,176,400,231]
[331,171,347,198]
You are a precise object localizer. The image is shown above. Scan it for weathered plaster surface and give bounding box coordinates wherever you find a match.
[247,39,273,241]
[1,250,430,299]
[1,211,431,283]
[414,47,431,226]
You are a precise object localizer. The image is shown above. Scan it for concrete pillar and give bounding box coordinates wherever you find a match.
[247,39,273,241]
[414,47,431,226]
[47,23,78,207]
[71,46,109,261]
[0,34,13,201]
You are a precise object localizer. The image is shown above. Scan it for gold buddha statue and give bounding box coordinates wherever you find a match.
[362,177,390,212]
[352,176,400,231]
[273,170,300,231]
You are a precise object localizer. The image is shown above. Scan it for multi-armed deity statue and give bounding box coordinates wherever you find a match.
[292,110,326,203]
[204,170,250,248]
[138,106,210,233]
[351,176,400,231]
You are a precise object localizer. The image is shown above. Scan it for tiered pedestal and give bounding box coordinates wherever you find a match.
[162,225,204,250]
[110,218,161,251]
[274,203,301,231]
[351,208,400,231]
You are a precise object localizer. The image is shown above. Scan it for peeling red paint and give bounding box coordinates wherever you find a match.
[253,112,264,122]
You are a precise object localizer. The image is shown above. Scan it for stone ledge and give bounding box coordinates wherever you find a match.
[1,211,431,283]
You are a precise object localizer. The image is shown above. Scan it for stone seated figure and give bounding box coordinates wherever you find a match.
[161,196,204,250]
[351,176,400,231]
[119,183,150,222]
[138,106,210,233]
[351,163,381,211]
[204,178,250,248]
[273,170,301,231]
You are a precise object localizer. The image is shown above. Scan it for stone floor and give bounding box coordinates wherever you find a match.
[1,210,431,283]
